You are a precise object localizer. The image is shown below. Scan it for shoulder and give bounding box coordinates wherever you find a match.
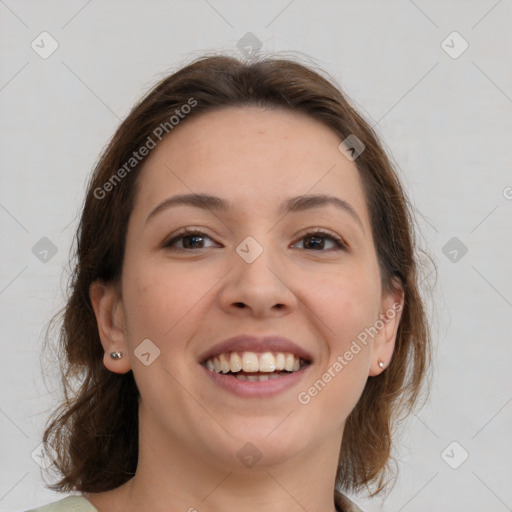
[24,496,99,512]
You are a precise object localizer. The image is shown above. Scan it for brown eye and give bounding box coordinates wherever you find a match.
[163,229,218,251]
[163,228,347,252]
[293,230,347,251]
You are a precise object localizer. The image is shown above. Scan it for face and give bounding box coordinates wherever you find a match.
[91,106,403,471]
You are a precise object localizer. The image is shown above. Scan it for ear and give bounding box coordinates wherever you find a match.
[368,280,404,377]
[89,280,131,374]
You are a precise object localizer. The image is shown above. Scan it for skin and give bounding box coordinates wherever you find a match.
[86,106,403,512]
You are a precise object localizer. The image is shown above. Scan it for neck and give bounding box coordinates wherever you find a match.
[97,406,343,512]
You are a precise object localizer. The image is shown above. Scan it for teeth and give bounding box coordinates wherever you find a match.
[242,352,260,372]
[204,351,307,375]
[234,372,283,381]
[238,373,274,382]
[259,352,275,372]
[230,352,242,372]
[219,353,230,373]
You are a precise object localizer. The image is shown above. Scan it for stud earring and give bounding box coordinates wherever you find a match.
[378,360,385,369]
[110,351,123,359]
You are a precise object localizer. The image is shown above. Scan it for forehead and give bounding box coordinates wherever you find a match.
[133,106,370,227]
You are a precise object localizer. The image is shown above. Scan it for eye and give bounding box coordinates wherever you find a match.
[292,229,347,251]
[163,228,348,252]
[163,228,218,251]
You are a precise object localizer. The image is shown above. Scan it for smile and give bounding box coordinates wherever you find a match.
[201,351,311,397]
[204,351,308,374]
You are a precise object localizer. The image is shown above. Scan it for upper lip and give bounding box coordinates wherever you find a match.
[198,335,314,363]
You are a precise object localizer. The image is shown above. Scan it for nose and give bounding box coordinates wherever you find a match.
[218,238,298,318]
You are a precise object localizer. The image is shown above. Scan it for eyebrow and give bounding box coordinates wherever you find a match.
[145,193,365,233]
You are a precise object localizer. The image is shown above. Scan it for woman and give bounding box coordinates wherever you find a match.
[27,54,431,512]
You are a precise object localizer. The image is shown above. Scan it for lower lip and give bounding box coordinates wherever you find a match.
[201,364,310,398]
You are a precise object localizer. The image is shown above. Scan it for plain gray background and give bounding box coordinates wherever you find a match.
[1,1,511,511]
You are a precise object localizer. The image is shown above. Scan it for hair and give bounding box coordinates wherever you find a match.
[41,52,432,507]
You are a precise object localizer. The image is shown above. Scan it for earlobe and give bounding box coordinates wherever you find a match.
[89,280,131,374]
[369,283,405,377]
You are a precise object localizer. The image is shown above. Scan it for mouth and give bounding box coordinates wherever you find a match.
[201,351,311,381]
[197,335,313,397]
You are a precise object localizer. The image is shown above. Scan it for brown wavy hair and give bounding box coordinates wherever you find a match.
[41,52,432,506]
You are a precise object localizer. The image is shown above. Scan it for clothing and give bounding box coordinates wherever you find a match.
[336,493,364,512]
[26,493,363,512]
[24,496,98,512]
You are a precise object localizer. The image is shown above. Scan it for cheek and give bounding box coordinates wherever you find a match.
[308,264,381,346]
[120,262,213,407]
[297,265,380,410]
[121,260,218,345]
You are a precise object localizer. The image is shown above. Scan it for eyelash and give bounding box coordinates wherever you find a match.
[163,228,348,252]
